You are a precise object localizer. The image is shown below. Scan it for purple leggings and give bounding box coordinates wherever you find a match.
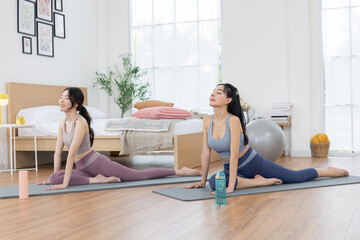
[49,150,176,186]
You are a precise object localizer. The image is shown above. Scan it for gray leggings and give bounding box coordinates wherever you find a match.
[49,150,176,185]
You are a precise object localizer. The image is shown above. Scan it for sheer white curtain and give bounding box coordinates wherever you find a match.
[322,0,360,152]
[131,0,221,110]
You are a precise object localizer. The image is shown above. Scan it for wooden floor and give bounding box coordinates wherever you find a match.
[1,154,360,240]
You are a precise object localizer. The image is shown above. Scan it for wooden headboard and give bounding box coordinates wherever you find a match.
[6,82,88,124]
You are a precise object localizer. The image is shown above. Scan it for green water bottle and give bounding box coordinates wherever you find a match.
[215,172,227,206]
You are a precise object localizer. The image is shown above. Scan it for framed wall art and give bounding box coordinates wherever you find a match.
[37,22,54,57]
[37,0,53,22]
[22,36,32,54]
[55,0,63,11]
[17,0,36,36]
[54,12,65,38]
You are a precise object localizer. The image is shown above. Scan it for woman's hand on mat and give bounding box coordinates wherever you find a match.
[184,182,205,189]
[45,184,68,190]
[226,187,234,194]
[36,179,50,185]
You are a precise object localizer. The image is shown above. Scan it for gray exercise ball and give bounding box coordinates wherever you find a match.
[246,119,286,161]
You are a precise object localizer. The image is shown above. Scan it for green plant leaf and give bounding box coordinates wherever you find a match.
[94,53,151,117]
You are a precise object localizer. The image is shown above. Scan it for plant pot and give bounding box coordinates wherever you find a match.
[310,142,330,158]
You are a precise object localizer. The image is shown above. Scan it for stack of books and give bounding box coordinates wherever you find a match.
[271,102,293,124]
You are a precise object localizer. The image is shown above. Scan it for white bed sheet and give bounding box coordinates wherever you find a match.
[18,118,203,137]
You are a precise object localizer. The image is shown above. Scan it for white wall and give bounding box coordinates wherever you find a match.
[97,0,131,118]
[0,0,100,113]
[222,0,289,116]
[222,0,324,157]
[309,0,325,141]
[0,0,130,169]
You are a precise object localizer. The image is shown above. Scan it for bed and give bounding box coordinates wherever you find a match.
[6,82,221,169]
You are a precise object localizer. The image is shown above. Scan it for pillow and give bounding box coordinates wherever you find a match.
[16,105,106,124]
[84,106,106,119]
[134,100,174,110]
[17,105,64,124]
[132,107,192,119]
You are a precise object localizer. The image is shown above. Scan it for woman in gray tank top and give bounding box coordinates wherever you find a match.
[38,88,201,190]
[186,83,349,194]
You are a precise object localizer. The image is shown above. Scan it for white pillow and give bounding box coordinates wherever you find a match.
[17,105,65,124]
[17,105,106,124]
[84,106,106,119]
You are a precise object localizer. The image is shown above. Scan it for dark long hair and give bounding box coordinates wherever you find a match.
[64,87,94,146]
[217,83,249,145]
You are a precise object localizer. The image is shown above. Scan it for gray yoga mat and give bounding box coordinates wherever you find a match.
[0,176,202,199]
[152,176,360,201]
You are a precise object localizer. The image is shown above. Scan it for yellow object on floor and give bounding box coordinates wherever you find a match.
[311,133,329,143]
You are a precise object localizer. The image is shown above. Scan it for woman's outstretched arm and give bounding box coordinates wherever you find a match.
[37,119,65,185]
[185,115,212,189]
[54,118,65,172]
[227,116,242,193]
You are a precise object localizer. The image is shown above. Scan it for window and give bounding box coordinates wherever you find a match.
[322,0,360,152]
[130,0,222,110]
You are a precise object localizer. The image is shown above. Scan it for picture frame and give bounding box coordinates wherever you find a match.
[54,12,65,38]
[55,0,63,11]
[17,0,36,36]
[36,0,53,22]
[37,22,54,57]
[22,36,32,54]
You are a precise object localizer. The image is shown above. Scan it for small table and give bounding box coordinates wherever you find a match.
[0,124,38,175]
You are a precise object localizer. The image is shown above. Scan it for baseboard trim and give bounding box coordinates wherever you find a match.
[291,149,312,157]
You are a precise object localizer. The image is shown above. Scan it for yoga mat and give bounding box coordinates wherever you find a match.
[0,176,202,199]
[152,176,360,201]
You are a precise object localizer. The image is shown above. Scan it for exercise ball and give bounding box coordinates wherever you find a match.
[246,119,286,161]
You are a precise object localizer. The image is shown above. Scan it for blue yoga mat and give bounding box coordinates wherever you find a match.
[0,176,202,199]
[152,176,360,201]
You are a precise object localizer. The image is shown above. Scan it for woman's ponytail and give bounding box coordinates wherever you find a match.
[78,105,94,147]
[218,83,249,145]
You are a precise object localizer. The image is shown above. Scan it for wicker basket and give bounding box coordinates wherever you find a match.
[311,142,330,157]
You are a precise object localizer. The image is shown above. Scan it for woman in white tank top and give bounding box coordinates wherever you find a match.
[38,87,201,190]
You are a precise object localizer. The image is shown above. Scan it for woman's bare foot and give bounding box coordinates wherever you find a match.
[327,167,349,177]
[254,174,282,186]
[175,167,202,176]
[90,174,121,184]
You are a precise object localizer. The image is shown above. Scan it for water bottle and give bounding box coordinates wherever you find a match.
[215,171,227,206]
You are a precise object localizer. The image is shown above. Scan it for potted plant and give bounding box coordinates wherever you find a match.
[94,53,150,117]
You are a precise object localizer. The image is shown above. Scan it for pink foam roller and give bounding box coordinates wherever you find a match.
[19,171,29,199]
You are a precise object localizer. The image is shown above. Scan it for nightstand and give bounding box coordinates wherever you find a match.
[0,124,38,175]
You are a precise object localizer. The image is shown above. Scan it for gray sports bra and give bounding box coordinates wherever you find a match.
[208,114,246,159]
[63,116,91,155]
